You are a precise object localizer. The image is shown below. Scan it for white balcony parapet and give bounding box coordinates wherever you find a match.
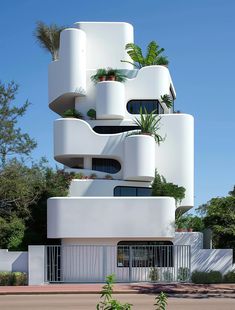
[96,81,125,119]
[48,28,86,114]
[47,197,175,239]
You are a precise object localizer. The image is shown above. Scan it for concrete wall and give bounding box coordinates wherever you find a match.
[174,232,233,275]
[28,246,46,285]
[0,249,28,273]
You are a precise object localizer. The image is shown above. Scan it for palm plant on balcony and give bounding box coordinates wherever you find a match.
[121,41,168,69]
[62,108,83,119]
[106,68,127,82]
[130,107,164,145]
[160,94,173,109]
[34,21,65,61]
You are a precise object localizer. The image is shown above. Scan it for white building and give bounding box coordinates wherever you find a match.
[45,22,231,283]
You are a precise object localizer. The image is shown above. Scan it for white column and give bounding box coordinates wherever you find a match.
[28,246,46,285]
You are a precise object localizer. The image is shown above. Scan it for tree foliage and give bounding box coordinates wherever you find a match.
[0,216,25,250]
[199,196,235,251]
[0,81,37,166]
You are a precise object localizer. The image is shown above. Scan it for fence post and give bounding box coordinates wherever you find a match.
[129,246,132,282]
[103,246,107,281]
[28,245,46,285]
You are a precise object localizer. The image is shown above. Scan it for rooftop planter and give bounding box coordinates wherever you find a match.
[91,68,127,83]
[96,81,125,120]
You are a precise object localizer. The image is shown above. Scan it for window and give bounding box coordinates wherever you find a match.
[64,157,84,169]
[114,186,152,196]
[93,126,140,134]
[117,241,173,267]
[92,158,121,174]
[127,100,164,114]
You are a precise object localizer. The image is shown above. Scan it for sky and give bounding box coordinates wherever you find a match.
[0,0,234,210]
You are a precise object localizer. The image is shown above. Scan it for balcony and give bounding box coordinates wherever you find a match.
[47,197,175,239]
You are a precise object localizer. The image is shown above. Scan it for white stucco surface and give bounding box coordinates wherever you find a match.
[28,246,46,285]
[0,249,28,273]
[47,197,175,239]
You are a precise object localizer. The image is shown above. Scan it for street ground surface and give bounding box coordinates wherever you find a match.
[0,293,235,310]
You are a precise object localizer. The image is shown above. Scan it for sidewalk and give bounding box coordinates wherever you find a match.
[0,283,235,295]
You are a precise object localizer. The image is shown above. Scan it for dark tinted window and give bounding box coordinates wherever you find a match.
[117,241,173,267]
[93,126,139,134]
[114,186,152,196]
[92,158,121,174]
[127,100,164,114]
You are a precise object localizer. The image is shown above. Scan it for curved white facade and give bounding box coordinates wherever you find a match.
[48,197,175,239]
[96,81,125,119]
[47,21,194,248]
[49,28,86,114]
[124,135,155,181]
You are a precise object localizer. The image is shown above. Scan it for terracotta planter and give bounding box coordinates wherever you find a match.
[98,76,106,82]
[107,75,115,81]
[176,228,183,232]
[188,228,193,232]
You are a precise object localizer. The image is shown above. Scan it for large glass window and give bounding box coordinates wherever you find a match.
[93,126,139,134]
[117,241,173,267]
[114,186,152,196]
[127,100,164,114]
[92,158,121,174]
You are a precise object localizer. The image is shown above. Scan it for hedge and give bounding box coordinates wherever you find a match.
[0,272,27,286]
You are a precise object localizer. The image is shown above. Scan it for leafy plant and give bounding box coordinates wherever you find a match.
[106,68,127,82]
[154,292,168,310]
[152,171,186,205]
[34,21,65,61]
[160,95,173,109]
[177,267,190,282]
[163,270,173,282]
[131,107,164,145]
[223,271,235,283]
[91,68,107,83]
[105,174,113,180]
[96,274,132,310]
[73,173,84,179]
[149,267,159,282]
[90,173,97,179]
[62,108,83,119]
[121,41,168,69]
[191,271,223,284]
[0,272,27,286]
[87,108,96,120]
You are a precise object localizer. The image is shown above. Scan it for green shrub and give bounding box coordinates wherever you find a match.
[149,267,159,282]
[223,271,235,283]
[163,270,173,282]
[191,270,223,284]
[87,108,96,119]
[178,267,190,282]
[62,108,83,119]
[0,272,27,286]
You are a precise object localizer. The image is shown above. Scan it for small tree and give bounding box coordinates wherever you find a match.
[0,81,36,166]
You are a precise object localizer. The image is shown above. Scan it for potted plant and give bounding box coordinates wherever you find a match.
[62,108,83,119]
[106,68,127,82]
[160,94,173,109]
[91,68,107,83]
[130,107,164,145]
[121,41,168,68]
[87,108,96,120]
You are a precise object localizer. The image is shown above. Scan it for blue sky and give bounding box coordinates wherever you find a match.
[0,0,234,209]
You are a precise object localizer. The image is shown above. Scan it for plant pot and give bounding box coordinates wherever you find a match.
[188,228,193,232]
[98,76,106,82]
[176,228,184,232]
[107,75,115,81]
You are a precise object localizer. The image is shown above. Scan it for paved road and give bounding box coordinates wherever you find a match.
[0,294,234,309]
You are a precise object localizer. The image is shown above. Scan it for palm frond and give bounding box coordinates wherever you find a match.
[34,21,66,60]
[125,43,144,68]
[145,41,158,65]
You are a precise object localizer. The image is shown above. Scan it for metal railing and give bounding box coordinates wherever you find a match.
[46,245,191,283]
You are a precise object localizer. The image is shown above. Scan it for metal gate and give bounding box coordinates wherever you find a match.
[46,245,191,283]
